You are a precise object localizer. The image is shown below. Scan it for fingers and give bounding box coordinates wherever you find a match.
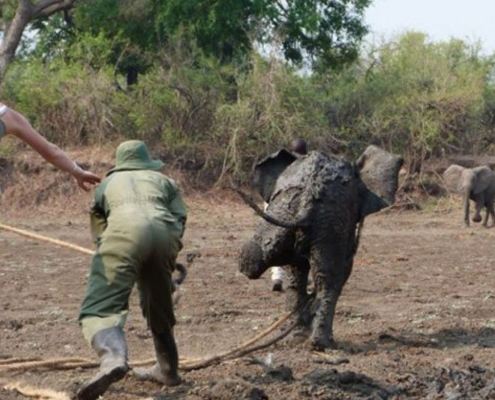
[82,171,101,184]
[76,171,101,191]
[77,178,90,191]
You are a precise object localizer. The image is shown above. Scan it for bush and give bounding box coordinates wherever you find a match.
[320,32,491,172]
[212,55,328,182]
[2,59,121,145]
[2,31,495,187]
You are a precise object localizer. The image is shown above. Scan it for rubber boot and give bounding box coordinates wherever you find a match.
[133,331,181,386]
[76,327,129,400]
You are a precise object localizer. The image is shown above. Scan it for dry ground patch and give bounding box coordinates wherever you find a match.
[1,197,495,399]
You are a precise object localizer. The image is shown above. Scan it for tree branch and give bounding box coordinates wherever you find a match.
[33,0,76,18]
[33,0,62,12]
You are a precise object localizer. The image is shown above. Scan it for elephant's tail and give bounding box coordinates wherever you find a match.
[231,186,309,229]
[173,262,188,287]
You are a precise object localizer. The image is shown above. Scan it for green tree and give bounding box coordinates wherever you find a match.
[33,0,370,84]
[323,32,492,171]
[72,0,156,84]
[156,0,371,68]
[0,0,77,81]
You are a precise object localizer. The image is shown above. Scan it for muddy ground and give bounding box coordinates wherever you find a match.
[1,197,495,399]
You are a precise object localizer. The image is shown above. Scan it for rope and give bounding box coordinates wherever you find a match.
[0,222,301,372]
[2,381,70,400]
[0,223,94,255]
[0,310,295,373]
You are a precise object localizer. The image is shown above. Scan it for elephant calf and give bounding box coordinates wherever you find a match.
[238,146,403,350]
[443,164,495,227]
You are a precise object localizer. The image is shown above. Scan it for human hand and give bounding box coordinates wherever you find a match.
[73,166,101,191]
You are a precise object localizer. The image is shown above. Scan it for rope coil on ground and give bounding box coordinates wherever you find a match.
[0,222,301,373]
[0,310,294,373]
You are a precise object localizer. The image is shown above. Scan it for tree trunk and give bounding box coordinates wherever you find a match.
[126,66,138,86]
[0,0,77,83]
[0,0,32,81]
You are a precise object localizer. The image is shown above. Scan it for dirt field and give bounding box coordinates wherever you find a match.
[1,196,495,399]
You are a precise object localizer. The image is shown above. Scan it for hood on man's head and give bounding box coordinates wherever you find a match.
[107,140,164,176]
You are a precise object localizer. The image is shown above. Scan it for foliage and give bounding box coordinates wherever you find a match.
[321,32,493,171]
[31,0,370,81]
[0,0,79,80]
[2,32,495,186]
[212,55,328,179]
[263,0,371,69]
[2,59,119,145]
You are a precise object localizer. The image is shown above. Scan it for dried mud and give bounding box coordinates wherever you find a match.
[1,198,495,399]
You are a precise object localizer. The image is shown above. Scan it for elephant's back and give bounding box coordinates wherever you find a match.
[272,151,356,199]
[274,151,360,235]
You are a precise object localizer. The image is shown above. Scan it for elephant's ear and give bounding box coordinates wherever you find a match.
[356,145,403,206]
[472,166,493,195]
[253,149,297,202]
[442,164,466,193]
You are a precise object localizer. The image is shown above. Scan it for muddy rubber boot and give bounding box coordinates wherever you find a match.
[133,331,181,386]
[76,327,129,400]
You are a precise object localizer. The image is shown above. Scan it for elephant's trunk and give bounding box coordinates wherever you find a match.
[232,186,309,229]
[238,240,269,279]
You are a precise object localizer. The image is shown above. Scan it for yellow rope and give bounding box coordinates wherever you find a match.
[0,223,94,255]
[0,222,298,372]
[0,311,294,373]
[3,381,70,400]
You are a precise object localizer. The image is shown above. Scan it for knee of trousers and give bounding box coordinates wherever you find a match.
[79,252,136,342]
[80,311,128,344]
[80,252,136,314]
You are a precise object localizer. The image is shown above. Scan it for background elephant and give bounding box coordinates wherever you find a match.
[443,164,495,227]
[239,146,403,350]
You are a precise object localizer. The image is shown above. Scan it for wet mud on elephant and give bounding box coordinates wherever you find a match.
[238,146,403,350]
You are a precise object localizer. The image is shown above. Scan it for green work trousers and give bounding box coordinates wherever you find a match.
[79,219,181,343]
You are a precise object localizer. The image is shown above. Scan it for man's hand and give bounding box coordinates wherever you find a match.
[73,167,101,191]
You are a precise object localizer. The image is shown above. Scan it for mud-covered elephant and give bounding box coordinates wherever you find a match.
[238,146,403,350]
[443,164,495,227]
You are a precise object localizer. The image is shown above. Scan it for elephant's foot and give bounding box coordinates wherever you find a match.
[285,325,311,346]
[310,335,337,351]
[132,363,181,386]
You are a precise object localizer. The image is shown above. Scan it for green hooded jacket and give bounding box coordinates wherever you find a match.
[90,169,187,245]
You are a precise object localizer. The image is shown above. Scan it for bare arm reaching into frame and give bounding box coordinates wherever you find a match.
[0,103,100,191]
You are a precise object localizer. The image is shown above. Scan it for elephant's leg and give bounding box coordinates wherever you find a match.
[473,193,484,223]
[489,201,495,227]
[483,203,490,227]
[309,246,353,350]
[463,192,471,226]
[285,261,311,327]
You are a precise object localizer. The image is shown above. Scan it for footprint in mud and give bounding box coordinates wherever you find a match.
[301,368,400,399]
[404,366,495,399]
[191,379,268,400]
[243,359,294,385]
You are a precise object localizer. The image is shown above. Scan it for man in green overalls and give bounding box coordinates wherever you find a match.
[76,140,187,400]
